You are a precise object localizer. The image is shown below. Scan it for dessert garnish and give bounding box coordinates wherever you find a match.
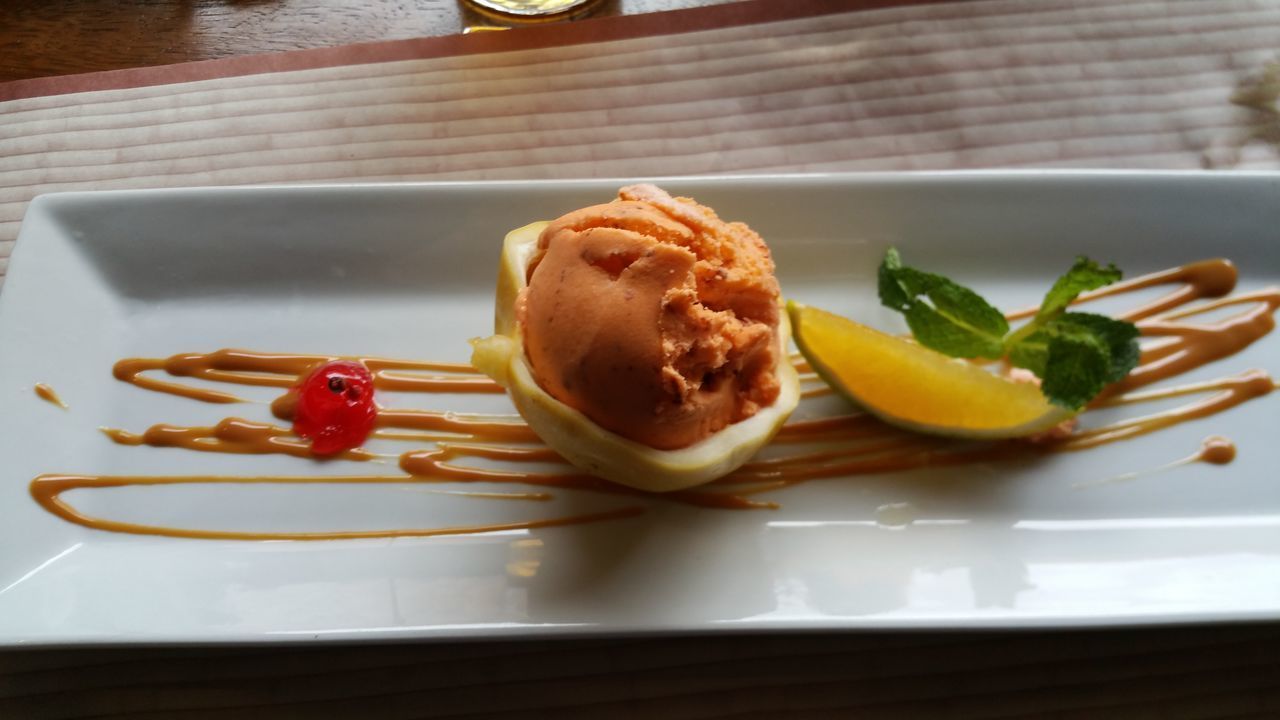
[788,302,1075,439]
[879,249,1140,409]
[291,360,377,455]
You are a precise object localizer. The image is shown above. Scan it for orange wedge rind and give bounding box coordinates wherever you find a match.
[788,301,1074,439]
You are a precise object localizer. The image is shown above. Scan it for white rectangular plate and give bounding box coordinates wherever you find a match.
[1,173,1277,645]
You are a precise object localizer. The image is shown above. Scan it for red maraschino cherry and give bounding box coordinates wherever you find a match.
[292,360,377,455]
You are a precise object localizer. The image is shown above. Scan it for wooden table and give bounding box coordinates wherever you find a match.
[2,2,1279,717]
[5,625,1280,718]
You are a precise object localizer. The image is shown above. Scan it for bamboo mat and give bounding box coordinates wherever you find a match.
[2,0,1279,282]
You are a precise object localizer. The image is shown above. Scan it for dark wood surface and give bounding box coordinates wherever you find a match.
[3,2,1279,718]
[5,625,1280,719]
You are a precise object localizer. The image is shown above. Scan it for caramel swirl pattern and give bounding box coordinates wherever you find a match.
[30,260,1279,540]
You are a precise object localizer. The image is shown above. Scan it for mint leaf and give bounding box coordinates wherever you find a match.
[901,302,1004,358]
[1002,260,1135,409]
[878,250,1008,359]
[878,247,911,309]
[1039,323,1112,409]
[1052,312,1140,383]
[1007,314,1139,405]
[1036,257,1122,322]
[875,248,1141,411]
[1007,330,1050,378]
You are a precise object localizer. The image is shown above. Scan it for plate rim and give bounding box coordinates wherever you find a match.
[3,170,1279,646]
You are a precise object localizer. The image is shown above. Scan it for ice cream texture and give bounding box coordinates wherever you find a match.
[516,184,783,450]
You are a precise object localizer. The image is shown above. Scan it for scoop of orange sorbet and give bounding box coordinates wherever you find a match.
[516,184,783,450]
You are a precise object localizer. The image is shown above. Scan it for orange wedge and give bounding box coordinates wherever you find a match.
[788,301,1074,439]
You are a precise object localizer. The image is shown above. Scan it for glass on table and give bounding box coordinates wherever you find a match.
[460,0,607,26]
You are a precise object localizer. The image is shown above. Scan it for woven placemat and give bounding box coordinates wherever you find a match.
[2,0,1278,278]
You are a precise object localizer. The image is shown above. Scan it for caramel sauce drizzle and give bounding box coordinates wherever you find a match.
[1072,435,1238,489]
[1005,259,1240,323]
[1197,436,1237,465]
[99,419,377,461]
[374,410,538,442]
[396,444,777,511]
[270,390,537,443]
[31,259,1279,540]
[1059,370,1272,451]
[113,349,502,405]
[34,383,68,410]
[29,472,640,541]
[413,489,555,502]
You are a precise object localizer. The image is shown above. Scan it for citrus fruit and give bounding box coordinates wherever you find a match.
[788,301,1074,439]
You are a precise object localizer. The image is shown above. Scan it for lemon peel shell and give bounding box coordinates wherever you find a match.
[471,221,800,493]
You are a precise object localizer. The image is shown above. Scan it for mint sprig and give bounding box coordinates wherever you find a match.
[878,250,1140,410]
[878,249,1009,359]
